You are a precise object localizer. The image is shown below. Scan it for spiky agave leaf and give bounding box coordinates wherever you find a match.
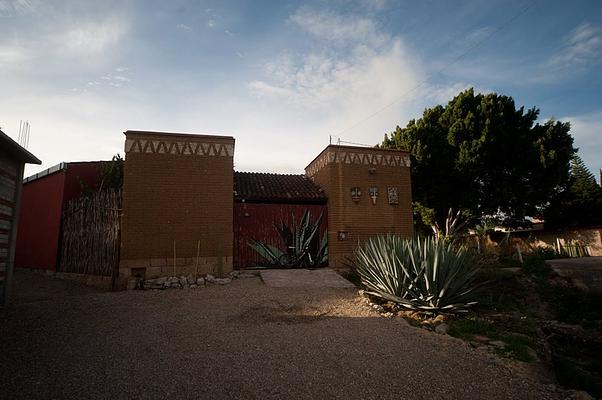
[248,240,285,266]
[353,235,481,313]
[249,210,328,268]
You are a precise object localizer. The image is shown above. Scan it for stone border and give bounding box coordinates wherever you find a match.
[128,270,260,290]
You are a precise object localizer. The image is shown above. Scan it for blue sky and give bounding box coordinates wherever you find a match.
[1,0,600,179]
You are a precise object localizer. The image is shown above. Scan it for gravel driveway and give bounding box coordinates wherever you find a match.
[1,270,560,400]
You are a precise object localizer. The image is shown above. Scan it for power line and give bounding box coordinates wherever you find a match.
[334,0,538,137]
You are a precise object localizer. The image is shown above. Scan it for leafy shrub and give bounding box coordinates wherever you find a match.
[352,235,482,312]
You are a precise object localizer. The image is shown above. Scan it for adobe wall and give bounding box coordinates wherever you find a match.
[120,131,235,280]
[305,145,413,269]
[513,227,602,256]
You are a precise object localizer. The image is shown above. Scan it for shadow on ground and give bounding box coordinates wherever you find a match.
[0,270,561,400]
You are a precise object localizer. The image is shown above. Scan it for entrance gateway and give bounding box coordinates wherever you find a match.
[118,130,413,284]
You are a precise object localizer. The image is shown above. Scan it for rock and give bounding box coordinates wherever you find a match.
[196,277,205,285]
[214,278,232,285]
[230,270,240,278]
[545,384,557,392]
[206,274,216,282]
[381,312,394,318]
[189,284,198,289]
[371,304,384,313]
[435,323,449,335]
[238,273,256,279]
[171,282,181,288]
[566,390,594,400]
[156,277,167,285]
[146,283,163,290]
[126,279,138,290]
[489,340,506,348]
[187,275,195,285]
[432,314,445,324]
[179,277,188,286]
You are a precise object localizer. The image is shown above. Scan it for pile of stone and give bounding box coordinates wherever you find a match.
[127,270,259,290]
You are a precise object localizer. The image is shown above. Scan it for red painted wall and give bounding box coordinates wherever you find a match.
[233,203,327,269]
[15,171,66,270]
[64,162,104,202]
[15,162,104,270]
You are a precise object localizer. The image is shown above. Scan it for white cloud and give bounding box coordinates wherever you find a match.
[549,22,602,69]
[207,19,215,28]
[289,6,389,48]
[0,87,150,176]
[247,6,425,147]
[0,43,29,66]
[465,27,494,45]
[177,23,192,32]
[59,18,127,55]
[0,0,38,16]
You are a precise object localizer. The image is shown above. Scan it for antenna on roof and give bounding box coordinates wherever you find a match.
[18,120,31,149]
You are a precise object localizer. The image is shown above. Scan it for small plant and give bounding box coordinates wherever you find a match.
[352,235,482,313]
[248,210,328,268]
[214,243,225,278]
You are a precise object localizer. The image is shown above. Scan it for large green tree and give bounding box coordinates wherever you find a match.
[382,88,575,227]
[544,154,602,228]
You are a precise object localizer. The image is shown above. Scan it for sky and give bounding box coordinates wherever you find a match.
[0,0,601,180]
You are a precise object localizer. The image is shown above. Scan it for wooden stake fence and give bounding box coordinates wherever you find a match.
[59,189,121,276]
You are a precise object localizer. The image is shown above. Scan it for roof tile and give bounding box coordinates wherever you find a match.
[234,171,326,203]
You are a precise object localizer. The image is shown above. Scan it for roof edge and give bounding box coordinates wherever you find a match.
[305,144,409,171]
[0,129,41,165]
[124,130,234,141]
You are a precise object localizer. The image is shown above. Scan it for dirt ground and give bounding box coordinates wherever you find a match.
[1,270,561,400]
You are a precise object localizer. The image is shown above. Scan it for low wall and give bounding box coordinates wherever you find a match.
[17,268,114,291]
[513,227,602,256]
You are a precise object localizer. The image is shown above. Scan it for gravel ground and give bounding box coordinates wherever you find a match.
[1,270,561,400]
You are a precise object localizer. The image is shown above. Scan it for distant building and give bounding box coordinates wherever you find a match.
[0,129,41,305]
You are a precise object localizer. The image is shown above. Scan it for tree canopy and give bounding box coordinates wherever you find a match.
[381,88,575,227]
[544,154,602,228]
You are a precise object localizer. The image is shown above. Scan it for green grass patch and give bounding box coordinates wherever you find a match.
[449,317,538,363]
[473,269,527,312]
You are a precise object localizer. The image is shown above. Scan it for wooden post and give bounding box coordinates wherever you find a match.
[195,239,200,277]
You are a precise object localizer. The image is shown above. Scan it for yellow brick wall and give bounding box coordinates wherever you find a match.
[306,145,413,268]
[120,131,234,278]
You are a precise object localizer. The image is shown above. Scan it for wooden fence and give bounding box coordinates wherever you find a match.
[59,189,121,276]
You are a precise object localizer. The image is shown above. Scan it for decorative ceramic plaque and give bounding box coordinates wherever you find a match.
[387,187,399,205]
[369,186,379,205]
[351,187,361,203]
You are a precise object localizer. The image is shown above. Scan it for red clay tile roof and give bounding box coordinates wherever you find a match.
[234,171,327,203]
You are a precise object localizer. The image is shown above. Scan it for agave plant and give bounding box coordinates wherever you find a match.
[248,210,328,268]
[353,235,482,312]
